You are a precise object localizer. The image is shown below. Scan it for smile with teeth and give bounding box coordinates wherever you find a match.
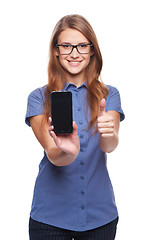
[68,60,82,66]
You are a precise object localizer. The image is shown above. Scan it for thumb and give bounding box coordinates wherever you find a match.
[72,121,78,134]
[98,98,106,117]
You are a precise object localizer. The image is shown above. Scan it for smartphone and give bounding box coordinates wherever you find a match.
[50,91,73,134]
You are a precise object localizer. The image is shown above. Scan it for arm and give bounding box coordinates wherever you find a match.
[97,99,120,153]
[30,115,80,166]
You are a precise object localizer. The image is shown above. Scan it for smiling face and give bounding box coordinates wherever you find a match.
[56,28,93,85]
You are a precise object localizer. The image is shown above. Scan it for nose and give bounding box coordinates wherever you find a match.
[70,47,79,58]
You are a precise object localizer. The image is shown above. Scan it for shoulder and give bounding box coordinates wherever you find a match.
[28,85,47,102]
[106,85,119,96]
[25,85,47,126]
[105,85,122,102]
[105,84,121,103]
[27,85,47,107]
[105,84,125,121]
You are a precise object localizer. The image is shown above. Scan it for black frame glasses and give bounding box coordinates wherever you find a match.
[56,43,93,55]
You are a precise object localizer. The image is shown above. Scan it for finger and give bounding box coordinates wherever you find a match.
[101,133,114,138]
[48,117,52,127]
[48,117,54,132]
[48,125,54,132]
[98,127,114,134]
[98,99,106,117]
[72,121,78,134]
[73,121,77,129]
[97,122,114,129]
[49,128,56,138]
[48,124,54,137]
[97,113,114,123]
[49,127,61,147]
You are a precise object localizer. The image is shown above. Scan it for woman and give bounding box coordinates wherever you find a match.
[25,14,125,240]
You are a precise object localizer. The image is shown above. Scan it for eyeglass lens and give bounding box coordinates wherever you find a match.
[58,44,92,54]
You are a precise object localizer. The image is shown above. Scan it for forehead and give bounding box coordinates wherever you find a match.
[57,28,89,44]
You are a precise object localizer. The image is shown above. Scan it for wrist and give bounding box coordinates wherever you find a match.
[99,132,119,153]
[46,147,79,167]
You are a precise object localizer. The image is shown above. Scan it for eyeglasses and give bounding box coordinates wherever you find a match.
[56,43,93,55]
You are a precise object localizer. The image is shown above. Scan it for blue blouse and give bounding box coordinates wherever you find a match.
[25,82,125,231]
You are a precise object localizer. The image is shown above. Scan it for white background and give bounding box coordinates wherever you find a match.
[0,0,160,239]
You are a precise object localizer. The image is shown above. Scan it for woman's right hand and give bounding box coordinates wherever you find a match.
[30,115,80,166]
[48,117,80,158]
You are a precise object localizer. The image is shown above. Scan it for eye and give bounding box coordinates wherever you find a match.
[79,44,88,48]
[62,44,71,48]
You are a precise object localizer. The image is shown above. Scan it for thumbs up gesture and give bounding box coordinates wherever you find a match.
[97,98,114,138]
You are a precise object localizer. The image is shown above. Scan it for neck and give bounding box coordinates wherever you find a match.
[65,72,86,88]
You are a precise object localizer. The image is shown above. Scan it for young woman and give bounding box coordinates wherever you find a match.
[25,14,125,240]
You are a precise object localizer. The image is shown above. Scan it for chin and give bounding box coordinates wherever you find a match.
[67,67,83,75]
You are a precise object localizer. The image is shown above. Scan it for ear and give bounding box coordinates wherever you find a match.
[54,44,59,56]
[90,51,94,57]
[90,47,94,57]
[90,44,94,56]
[55,49,59,56]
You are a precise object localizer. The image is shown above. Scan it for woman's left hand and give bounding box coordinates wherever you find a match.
[97,99,115,138]
[97,99,120,153]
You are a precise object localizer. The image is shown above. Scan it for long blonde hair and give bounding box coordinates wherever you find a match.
[44,14,108,132]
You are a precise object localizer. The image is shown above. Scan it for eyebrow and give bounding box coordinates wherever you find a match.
[59,41,89,45]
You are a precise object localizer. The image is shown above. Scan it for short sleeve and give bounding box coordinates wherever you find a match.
[25,86,46,126]
[105,85,125,122]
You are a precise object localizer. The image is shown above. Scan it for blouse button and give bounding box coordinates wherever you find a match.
[78,107,81,111]
[81,205,85,210]
[80,161,84,166]
[80,176,84,180]
[81,191,85,195]
[79,121,83,125]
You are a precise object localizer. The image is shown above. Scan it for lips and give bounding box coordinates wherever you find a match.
[67,60,82,66]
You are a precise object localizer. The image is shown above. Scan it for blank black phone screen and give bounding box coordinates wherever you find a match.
[50,91,73,134]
